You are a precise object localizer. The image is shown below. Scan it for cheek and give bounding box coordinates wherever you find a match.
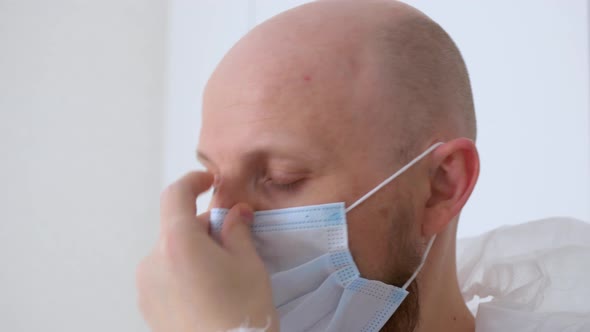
[345,189,421,284]
[345,195,397,280]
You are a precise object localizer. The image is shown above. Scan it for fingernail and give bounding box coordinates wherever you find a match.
[240,206,254,223]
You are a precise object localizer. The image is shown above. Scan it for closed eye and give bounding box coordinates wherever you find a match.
[265,177,306,192]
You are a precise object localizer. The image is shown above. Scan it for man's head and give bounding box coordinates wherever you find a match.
[198,0,479,330]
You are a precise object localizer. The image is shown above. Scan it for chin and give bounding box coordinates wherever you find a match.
[380,281,420,332]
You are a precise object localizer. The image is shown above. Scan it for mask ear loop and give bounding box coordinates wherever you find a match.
[402,235,436,290]
[345,142,444,214]
[342,142,443,290]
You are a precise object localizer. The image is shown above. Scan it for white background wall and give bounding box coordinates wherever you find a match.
[165,0,590,237]
[1,1,588,331]
[0,1,165,331]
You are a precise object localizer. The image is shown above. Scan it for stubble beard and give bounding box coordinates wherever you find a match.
[380,281,420,332]
[379,204,423,332]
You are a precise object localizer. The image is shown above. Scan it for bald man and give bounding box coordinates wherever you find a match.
[137,1,479,331]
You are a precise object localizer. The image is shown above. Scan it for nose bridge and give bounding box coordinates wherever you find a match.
[208,174,252,210]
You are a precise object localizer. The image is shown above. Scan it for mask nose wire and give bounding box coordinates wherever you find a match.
[344,142,444,214]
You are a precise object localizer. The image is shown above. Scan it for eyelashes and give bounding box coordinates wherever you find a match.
[205,159,309,195]
[209,174,306,195]
[268,179,304,192]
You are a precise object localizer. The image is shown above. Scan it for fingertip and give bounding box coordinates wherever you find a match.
[220,203,256,254]
[186,171,215,191]
[160,171,215,225]
[237,204,254,225]
[197,210,212,234]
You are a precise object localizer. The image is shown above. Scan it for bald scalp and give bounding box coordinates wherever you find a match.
[367,2,476,161]
[205,0,476,164]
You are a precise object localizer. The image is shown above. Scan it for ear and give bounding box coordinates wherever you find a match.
[422,138,480,237]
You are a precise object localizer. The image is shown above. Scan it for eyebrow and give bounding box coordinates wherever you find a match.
[196,147,322,168]
[196,151,216,168]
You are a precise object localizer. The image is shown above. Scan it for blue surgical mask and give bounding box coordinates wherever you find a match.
[210,142,442,332]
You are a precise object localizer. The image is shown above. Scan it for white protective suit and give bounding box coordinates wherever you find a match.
[458,217,590,331]
[230,217,590,331]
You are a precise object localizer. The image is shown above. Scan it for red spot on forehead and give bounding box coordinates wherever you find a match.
[303,75,312,82]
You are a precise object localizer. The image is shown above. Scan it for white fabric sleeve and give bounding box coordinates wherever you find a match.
[226,328,268,332]
[457,217,590,332]
[226,318,271,332]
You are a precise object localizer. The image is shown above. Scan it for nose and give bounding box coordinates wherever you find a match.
[208,175,254,210]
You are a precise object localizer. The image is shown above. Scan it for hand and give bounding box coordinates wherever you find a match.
[136,171,278,332]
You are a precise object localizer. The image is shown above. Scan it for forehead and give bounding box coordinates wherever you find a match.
[198,32,391,166]
[200,69,362,163]
[198,99,342,165]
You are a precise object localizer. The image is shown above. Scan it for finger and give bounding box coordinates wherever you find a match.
[196,211,211,235]
[219,203,258,257]
[160,171,214,231]
[136,252,164,328]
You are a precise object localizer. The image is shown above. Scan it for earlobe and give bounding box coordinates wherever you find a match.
[422,138,480,237]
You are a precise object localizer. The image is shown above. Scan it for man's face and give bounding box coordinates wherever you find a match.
[197,43,424,284]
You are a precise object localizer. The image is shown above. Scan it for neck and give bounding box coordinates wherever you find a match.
[414,222,475,332]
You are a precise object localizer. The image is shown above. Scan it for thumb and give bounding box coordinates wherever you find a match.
[220,203,258,257]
